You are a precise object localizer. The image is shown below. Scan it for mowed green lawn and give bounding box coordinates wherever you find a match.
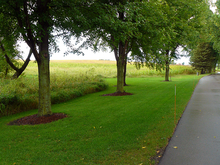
[0,74,202,165]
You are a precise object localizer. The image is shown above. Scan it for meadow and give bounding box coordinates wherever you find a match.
[0,60,203,164]
[25,60,196,78]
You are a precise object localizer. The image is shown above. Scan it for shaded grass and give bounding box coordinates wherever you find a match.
[0,75,203,165]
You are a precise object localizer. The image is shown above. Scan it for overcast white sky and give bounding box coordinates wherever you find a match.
[20,1,217,65]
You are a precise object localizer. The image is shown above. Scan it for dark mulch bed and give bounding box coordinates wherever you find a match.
[8,113,67,126]
[102,92,133,96]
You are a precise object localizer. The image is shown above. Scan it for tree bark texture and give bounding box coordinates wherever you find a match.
[116,41,127,93]
[117,57,125,93]
[37,55,52,116]
[165,50,170,81]
[123,59,127,86]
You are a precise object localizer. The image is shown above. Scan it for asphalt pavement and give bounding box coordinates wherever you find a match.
[159,74,220,165]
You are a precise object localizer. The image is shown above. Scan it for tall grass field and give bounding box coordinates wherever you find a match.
[0,60,203,164]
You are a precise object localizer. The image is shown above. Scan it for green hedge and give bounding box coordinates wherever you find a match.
[0,81,108,117]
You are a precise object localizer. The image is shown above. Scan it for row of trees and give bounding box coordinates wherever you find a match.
[189,1,220,73]
[0,0,213,116]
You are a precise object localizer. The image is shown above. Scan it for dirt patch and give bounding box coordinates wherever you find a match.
[102,92,133,96]
[7,113,67,126]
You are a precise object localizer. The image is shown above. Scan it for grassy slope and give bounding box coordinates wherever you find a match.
[0,75,202,165]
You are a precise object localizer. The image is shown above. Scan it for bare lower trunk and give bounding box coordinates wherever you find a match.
[165,63,169,81]
[201,69,205,74]
[37,55,52,116]
[165,50,170,81]
[117,56,125,93]
[123,59,127,86]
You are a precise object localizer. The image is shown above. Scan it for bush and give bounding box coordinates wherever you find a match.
[0,75,108,117]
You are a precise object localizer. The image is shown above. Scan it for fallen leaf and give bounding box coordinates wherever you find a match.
[142,146,146,149]
[173,146,178,149]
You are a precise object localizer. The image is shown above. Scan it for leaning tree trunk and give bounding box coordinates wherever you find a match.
[1,42,32,79]
[37,54,52,116]
[12,49,32,79]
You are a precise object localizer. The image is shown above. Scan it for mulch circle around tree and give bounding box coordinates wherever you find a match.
[7,113,68,126]
[102,92,133,96]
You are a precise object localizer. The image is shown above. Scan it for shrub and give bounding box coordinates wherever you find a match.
[0,75,108,117]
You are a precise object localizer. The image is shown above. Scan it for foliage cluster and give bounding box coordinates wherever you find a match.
[190,43,218,74]
[0,73,108,117]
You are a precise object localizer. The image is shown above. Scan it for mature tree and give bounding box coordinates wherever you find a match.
[190,42,217,74]
[82,0,166,93]
[130,0,210,81]
[0,0,91,116]
[158,0,210,81]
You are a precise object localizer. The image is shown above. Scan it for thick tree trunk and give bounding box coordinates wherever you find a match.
[37,55,52,116]
[117,56,125,93]
[165,63,169,81]
[36,8,52,116]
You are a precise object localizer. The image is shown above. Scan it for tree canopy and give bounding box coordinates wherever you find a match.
[80,0,168,93]
[132,0,210,81]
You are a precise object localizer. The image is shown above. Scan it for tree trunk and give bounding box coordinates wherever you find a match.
[37,55,52,116]
[36,7,52,116]
[165,63,169,81]
[123,58,127,86]
[4,67,9,77]
[117,56,125,93]
[201,69,205,74]
[12,49,32,79]
[116,41,126,93]
[165,50,170,81]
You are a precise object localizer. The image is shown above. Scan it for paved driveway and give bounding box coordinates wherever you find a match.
[159,74,220,165]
